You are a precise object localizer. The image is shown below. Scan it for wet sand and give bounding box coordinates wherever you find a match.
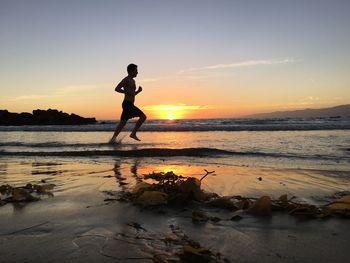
[0,158,349,262]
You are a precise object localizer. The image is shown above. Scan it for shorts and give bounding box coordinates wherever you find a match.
[120,100,144,120]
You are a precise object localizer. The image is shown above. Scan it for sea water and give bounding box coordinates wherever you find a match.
[0,118,349,199]
[0,118,349,169]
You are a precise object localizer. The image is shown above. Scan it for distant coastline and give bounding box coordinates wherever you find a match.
[0,109,97,126]
[244,104,350,118]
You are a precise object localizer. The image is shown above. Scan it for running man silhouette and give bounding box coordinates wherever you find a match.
[109,64,147,143]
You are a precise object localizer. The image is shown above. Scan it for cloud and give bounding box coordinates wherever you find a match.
[7,83,110,102]
[11,95,49,101]
[139,77,162,83]
[55,84,108,95]
[179,58,295,73]
[306,96,319,101]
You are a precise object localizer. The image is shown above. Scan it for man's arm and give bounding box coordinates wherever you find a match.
[115,79,126,93]
[115,79,135,96]
[135,86,143,95]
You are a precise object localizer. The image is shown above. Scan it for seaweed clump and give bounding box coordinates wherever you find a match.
[130,171,215,207]
[0,183,55,206]
[119,170,350,219]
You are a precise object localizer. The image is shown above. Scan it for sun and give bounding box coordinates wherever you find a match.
[167,114,175,120]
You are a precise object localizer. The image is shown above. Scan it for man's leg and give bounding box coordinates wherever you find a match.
[130,114,147,141]
[110,119,127,143]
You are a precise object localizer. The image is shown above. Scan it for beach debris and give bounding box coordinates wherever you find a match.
[278,194,288,204]
[109,222,230,263]
[288,204,322,218]
[135,191,168,207]
[172,224,229,263]
[0,183,55,206]
[248,196,272,216]
[178,177,205,202]
[132,182,152,194]
[29,183,55,194]
[144,170,185,183]
[199,169,216,182]
[213,195,253,210]
[142,170,216,203]
[12,188,38,202]
[271,194,296,211]
[207,196,238,210]
[180,245,213,262]
[107,170,350,220]
[325,194,350,217]
[191,210,222,223]
[232,196,253,210]
[127,171,211,207]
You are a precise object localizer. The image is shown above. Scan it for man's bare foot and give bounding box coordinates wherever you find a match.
[130,134,141,141]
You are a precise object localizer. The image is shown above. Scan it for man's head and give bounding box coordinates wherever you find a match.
[127,64,138,78]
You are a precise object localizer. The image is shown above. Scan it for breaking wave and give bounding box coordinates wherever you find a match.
[0,117,350,132]
[0,147,348,161]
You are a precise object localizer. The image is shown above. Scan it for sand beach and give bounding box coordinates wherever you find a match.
[1,144,350,263]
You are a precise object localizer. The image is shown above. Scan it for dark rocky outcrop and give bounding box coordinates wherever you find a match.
[0,109,97,125]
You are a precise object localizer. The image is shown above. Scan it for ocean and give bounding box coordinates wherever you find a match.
[1,117,350,200]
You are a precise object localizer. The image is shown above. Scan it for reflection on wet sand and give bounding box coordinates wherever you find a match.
[1,158,349,203]
[0,163,8,180]
[113,159,128,191]
[130,158,142,182]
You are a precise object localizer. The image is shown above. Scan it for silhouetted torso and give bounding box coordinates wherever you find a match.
[122,76,137,103]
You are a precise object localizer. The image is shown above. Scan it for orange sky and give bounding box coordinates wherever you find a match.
[1,1,350,120]
[1,75,348,120]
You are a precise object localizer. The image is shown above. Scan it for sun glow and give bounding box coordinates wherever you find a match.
[161,109,183,120]
[143,104,204,120]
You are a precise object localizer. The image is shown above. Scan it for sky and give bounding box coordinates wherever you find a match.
[1,0,350,120]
